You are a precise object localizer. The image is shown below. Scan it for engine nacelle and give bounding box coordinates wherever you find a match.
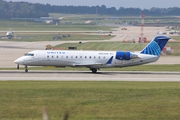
[116,52,131,60]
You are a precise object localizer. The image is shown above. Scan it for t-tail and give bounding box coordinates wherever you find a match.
[141,36,170,56]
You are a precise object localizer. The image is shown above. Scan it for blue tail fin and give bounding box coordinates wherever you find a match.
[141,36,170,56]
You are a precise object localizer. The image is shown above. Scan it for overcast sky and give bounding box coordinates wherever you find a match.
[6,0,180,9]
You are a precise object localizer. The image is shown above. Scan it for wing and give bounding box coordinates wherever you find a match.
[73,56,114,68]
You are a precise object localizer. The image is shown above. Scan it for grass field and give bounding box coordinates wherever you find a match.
[0,81,180,120]
[171,36,180,41]
[0,34,114,42]
[0,19,113,31]
[54,42,146,51]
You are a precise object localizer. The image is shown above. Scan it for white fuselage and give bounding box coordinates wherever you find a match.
[14,50,159,69]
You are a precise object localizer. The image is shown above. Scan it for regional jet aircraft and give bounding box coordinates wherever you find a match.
[14,36,170,73]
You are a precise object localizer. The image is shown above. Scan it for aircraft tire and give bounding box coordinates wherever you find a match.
[25,69,28,73]
[91,69,97,73]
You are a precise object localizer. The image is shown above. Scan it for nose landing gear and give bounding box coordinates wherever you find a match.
[17,64,19,69]
[25,65,28,72]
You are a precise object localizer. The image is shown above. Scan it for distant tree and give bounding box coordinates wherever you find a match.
[0,0,180,18]
[0,0,48,18]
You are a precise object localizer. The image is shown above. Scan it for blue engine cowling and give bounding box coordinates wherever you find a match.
[116,52,131,60]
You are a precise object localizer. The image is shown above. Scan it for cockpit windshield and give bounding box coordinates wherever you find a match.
[24,53,34,56]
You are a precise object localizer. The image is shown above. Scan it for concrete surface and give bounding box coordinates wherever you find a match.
[0,70,180,81]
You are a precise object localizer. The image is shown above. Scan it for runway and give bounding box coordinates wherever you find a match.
[0,70,180,81]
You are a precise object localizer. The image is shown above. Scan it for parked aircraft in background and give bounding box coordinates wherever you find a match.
[14,36,170,73]
[6,29,14,39]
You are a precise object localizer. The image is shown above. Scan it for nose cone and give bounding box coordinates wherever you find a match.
[14,57,23,65]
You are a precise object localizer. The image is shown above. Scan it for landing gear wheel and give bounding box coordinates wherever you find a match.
[91,68,97,73]
[25,69,28,73]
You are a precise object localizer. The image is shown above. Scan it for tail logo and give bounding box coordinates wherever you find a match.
[141,41,161,56]
[141,36,170,56]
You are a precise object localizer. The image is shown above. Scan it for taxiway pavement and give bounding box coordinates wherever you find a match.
[0,70,180,81]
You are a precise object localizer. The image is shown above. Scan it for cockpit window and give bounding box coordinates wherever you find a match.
[24,53,34,56]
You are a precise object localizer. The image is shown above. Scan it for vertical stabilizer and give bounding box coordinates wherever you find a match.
[141,36,170,56]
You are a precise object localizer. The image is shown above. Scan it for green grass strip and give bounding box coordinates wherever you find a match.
[0,81,180,120]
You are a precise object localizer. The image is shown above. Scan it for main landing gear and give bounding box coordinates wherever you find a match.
[90,68,98,73]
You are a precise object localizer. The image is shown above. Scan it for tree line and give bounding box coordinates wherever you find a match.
[0,0,180,18]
